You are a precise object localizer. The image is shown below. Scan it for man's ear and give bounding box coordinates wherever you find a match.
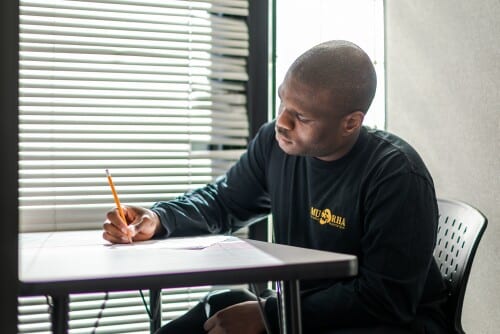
[343,111,364,135]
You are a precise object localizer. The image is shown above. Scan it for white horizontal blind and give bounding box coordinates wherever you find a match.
[18,0,249,333]
[18,0,249,232]
[18,287,210,333]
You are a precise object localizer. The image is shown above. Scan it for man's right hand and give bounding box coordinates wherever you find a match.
[102,205,165,244]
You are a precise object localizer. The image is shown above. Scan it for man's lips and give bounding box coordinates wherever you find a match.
[275,131,292,144]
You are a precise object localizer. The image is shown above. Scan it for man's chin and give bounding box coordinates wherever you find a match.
[277,140,301,156]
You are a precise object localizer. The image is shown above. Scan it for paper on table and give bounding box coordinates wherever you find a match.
[106,235,232,250]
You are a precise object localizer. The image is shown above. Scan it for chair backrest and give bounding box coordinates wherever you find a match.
[434,198,487,334]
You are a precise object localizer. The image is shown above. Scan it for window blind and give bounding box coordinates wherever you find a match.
[18,287,211,333]
[18,0,250,333]
[18,0,249,232]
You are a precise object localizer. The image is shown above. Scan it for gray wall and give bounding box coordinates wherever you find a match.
[385,1,500,332]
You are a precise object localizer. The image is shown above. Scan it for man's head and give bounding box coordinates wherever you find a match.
[275,40,377,161]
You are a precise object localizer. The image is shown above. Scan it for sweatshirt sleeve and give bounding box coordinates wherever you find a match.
[150,124,273,237]
[300,171,438,331]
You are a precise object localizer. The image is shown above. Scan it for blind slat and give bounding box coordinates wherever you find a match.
[20,24,248,42]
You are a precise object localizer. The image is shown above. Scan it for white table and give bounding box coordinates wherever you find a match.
[19,230,357,334]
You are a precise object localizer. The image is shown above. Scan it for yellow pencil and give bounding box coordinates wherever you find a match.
[105,169,131,240]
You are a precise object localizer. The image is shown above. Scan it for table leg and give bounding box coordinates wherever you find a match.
[277,280,302,334]
[51,294,69,334]
[150,289,162,333]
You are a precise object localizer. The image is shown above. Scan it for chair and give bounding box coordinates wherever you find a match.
[434,198,488,334]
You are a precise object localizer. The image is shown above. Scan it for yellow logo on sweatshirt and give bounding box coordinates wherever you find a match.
[310,206,346,229]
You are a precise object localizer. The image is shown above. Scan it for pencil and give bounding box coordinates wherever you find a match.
[105,169,130,240]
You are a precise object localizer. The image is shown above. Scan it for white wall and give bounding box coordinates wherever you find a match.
[385,1,500,332]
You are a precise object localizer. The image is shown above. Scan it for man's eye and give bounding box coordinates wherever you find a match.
[296,114,310,122]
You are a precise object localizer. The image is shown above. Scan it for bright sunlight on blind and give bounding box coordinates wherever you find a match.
[18,287,212,333]
[18,1,250,333]
[18,0,249,232]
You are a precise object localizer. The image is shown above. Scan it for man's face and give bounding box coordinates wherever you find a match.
[275,74,348,161]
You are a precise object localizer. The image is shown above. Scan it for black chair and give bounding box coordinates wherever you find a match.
[434,198,488,334]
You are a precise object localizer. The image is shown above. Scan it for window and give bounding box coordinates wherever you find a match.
[18,0,250,232]
[18,0,250,332]
[275,0,385,129]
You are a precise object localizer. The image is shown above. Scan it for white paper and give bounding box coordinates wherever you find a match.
[105,235,232,250]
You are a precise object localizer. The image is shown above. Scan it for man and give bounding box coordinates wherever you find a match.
[103,40,451,333]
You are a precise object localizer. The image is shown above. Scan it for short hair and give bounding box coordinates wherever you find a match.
[288,40,377,115]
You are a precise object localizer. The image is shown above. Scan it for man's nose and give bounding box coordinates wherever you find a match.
[276,108,293,130]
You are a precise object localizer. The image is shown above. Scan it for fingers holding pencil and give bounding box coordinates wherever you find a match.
[103,205,164,244]
[103,206,133,243]
[103,169,166,244]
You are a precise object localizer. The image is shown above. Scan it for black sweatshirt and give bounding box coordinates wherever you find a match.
[151,121,451,333]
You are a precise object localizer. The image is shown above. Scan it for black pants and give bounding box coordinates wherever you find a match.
[154,288,415,334]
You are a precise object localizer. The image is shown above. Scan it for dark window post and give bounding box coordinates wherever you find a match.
[0,0,20,332]
[247,0,271,242]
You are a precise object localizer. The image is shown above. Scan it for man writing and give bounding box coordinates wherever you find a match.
[103,40,451,333]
